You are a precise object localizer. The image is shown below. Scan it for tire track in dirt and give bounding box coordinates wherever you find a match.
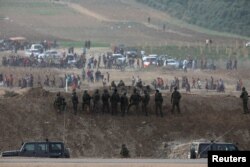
[59,1,191,37]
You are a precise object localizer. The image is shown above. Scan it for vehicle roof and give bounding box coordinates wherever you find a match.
[191,141,235,145]
[23,141,64,144]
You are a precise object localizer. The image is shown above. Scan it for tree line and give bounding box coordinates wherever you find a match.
[137,0,250,37]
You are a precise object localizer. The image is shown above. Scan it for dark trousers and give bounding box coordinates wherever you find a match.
[142,103,149,116]
[172,101,180,113]
[155,102,163,117]
[127,103,139,114]
[73,103,78,115]
[243,101,249,113]
[82,102,90,113]
[111,103,118,115]
[121,105,127,116]
[102,102,110,113]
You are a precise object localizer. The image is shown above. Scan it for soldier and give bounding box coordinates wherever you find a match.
[92,89,100,113]
[102,89,110,113]
[110,89,120,115]
[120,144,129,158]
[54,92,63,113]
[171,87,181,114]
[120,92,128,117]
[142,90,150,116]
[82,90,91,113]
[155,89,163,117]
[240,87,250,114]
[71,90,78,115]
[127,89,141,115]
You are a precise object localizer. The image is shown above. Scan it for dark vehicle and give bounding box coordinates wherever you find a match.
[1,141,70,158]
[189,141,238,159]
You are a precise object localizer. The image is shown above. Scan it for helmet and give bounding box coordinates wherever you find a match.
[174,87,177,90]
[242,87,246,91]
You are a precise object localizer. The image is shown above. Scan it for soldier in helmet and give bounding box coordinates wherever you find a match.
[120,92,128,117]
[71,90,78,115]
[82,90,91,113]
[142,90,150,116]
[110,89,120,115]
[127,88,141,115]
[155,89,163,117]
[102,89,110,113]
[240,87,250,114]
[54,92,63,113]
[92,89,100,113]
[171,87,181,114]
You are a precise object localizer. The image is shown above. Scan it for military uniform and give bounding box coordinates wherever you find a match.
[155,90,163,117]
[127,89,141,114]
[120,144,129,158]
[71,91,78,115]
[93,90,100,113]
[171,87,181,114]
[102,89,110,113]
[110,89,120,115]
[240,87,249,114]
[82,90,91,113]
[120,93,128,116]
[54,92,63,113]
[142,90,150,116]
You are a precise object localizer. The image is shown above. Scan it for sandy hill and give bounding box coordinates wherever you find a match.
[0,87,249,158]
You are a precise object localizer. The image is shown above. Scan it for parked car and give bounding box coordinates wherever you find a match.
[25,44,44,57]
[1,141,70,158]
[143,56,158,68]
[164,59,180,68]
[246,41,250,47]
[65,54,77,65]
[38,50,61,59]
[111,53,126,64]
[142,54,158,61]
[189,141,238,159]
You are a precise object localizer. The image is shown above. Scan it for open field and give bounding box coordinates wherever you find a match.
[0,0,249,46]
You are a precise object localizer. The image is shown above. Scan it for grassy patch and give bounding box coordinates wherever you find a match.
[0,0,69,16]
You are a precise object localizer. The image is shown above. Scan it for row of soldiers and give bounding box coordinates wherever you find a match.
[54,87,182,117]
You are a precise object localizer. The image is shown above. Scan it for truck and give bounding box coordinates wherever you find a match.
[1,141,70,158]
[25,44,44,57]
[189,141,238,159]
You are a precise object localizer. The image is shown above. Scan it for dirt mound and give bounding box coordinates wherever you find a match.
[0,87,249,158]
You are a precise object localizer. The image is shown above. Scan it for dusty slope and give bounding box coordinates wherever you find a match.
[0,0,243,45]
[0,87,249,158]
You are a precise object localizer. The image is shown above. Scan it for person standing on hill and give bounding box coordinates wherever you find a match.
[142,90,150,116]
[120,92,128,117]
[127,89,141,115]
[171,87,181,114]
[155,89,163,117]
[72,90,78,115]
[92,89,101,113]
[110,89,120,115]
[240,87,250,114]
[102,89,110,113]
[54,92,63,113]
[82,90,91,113]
